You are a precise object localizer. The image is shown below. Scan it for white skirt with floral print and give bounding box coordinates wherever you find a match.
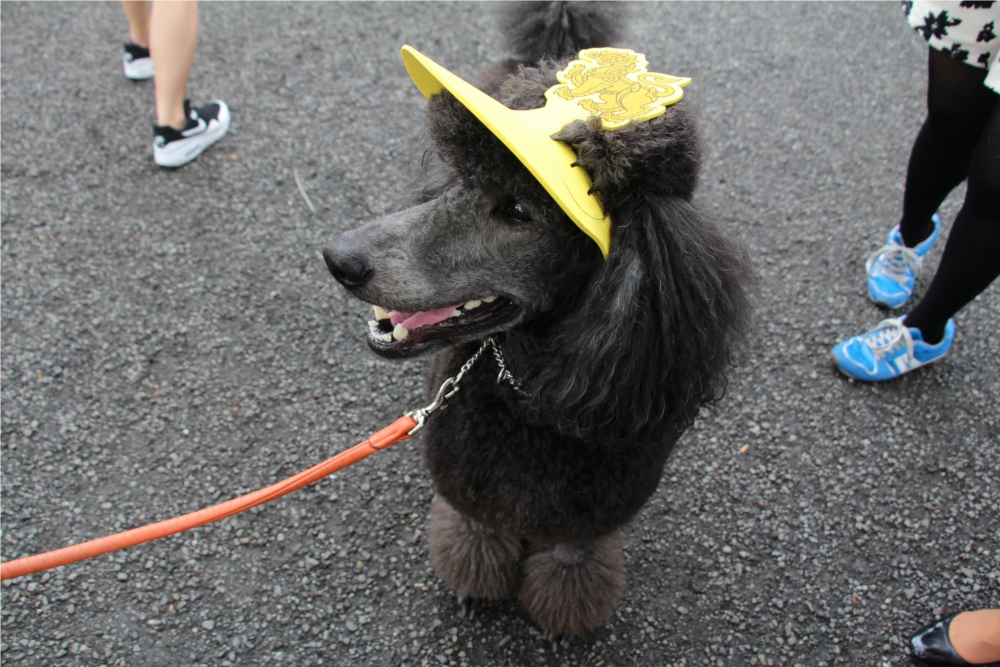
[904,0,1000,91]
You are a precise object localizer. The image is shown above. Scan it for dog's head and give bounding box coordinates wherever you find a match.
[323,60,606,360]
[325,58,753,437]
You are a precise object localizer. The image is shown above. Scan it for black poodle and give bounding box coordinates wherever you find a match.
[325,2,754,637]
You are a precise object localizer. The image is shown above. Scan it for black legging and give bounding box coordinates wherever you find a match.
[899,48,1000,344]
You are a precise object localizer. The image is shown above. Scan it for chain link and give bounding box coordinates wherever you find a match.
[406,336,525,434]
[488,338,527,395]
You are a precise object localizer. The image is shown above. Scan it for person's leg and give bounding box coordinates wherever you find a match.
[149,0,199,129]
[949,609,1000,664]
[903,97,1000,344]
[120,1,151,48]
[145,0,228,168]
[865,50,996,309]
[898,49,995,246]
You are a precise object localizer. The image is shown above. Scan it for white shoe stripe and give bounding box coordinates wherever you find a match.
[180,117,207,137]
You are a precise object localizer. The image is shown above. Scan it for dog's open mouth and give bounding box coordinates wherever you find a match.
[365,296,516,357]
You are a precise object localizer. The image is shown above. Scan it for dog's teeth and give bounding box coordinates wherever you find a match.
[375,332,392,343]
[464,299,482,310]
[392,324,409,341]
[373,305,390,321]
[482,296,497,303]
[368,320,379,332]
[451,309,462,318]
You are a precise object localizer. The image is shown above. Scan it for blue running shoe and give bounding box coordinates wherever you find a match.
[866,214,942,308]
[831,317,955,381]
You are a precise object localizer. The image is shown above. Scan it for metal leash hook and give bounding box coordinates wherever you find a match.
[406,377,459,435]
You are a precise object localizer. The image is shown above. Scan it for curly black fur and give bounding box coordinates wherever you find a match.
[423,60,752,442]
[498,2,624,62]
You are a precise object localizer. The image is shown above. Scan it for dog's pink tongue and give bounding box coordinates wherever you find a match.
[389,304,460,330]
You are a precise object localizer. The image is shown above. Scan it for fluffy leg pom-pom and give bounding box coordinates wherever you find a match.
[428,496,523,601]
[519,531,625,637]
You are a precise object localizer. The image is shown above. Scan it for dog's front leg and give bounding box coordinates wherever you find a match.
[428,495,523,604]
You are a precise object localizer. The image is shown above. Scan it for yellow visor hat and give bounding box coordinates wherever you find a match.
[401,45,690,258]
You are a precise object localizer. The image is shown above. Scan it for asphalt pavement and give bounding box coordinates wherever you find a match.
[2,3,998,666]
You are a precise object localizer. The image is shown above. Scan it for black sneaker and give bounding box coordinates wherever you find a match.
[123,42,154,80]
[153,100,231,168]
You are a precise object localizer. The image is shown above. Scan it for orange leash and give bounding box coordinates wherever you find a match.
[0,416,416,582]
[0,337,502,583]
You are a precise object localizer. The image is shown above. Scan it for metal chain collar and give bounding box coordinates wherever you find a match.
[407,336,525,435]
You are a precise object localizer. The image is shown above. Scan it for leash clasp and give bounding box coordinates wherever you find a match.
[405,338,491,435]
[406,377,459,435]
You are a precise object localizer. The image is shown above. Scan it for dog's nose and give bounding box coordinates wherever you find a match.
[323,243,373,289]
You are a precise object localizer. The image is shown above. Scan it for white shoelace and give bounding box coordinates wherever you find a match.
[861,318,914,360]
[865,243,922,283]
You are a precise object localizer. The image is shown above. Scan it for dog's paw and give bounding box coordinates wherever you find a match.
[429,496,523,600]
[545,629,570,652]
[519,531,625,637]
[457,595,478,621]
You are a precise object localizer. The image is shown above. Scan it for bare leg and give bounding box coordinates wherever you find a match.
[120,1,151,47]
[149,0,199,129]
[428,496,522,601]
[520,531,625,637]
[950,609,1000,664]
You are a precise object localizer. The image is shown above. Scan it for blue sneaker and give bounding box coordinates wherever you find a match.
[831,317,955,381]
[866,214,942,308]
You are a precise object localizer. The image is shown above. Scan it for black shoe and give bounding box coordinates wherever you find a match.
[153,100,231,168]
[910,613,974,665]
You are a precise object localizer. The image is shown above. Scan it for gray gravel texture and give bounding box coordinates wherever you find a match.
[2,3,998,666]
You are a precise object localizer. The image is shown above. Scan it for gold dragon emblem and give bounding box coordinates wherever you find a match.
[546,48,691,130]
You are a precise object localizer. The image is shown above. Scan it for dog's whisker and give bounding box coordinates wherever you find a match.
[292,165,317,214]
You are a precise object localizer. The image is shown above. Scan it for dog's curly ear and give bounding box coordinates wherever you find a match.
[522,195,755,441]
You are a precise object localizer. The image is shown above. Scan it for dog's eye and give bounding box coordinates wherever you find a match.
[506,201,533,224]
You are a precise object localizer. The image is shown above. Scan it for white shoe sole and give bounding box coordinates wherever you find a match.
[153,102,231,168]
